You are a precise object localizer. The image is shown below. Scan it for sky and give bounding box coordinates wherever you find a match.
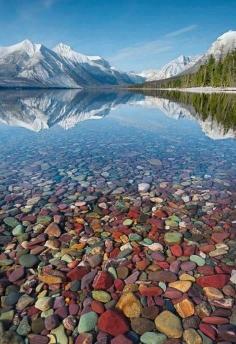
[0,0,235,72]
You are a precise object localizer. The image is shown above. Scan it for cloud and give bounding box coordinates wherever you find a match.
[109,24,198,69]
[110,40,172,63]
[165,24,197,38]
[42,0,56,9]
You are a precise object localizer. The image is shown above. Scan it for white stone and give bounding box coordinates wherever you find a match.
[138,183,150,192]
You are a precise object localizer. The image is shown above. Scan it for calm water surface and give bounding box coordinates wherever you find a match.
[0,90,235,195]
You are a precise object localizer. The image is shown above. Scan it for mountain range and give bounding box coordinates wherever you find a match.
[0,40,143,88]
[139,30,236,81]
[0,30,235,88]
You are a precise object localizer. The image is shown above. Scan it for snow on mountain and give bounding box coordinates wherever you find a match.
[140,55,200,81]
[0,40,79,88]
[207,30,236,59]
[140,31,236,81]
[180,30,236,75]
[0,40,142,88]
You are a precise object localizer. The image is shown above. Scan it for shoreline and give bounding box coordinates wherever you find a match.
[129,86,236,94]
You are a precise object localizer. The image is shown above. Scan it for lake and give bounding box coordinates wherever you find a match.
[0,89,236,343]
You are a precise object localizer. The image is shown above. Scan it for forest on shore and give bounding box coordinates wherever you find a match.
[139,51,236,88]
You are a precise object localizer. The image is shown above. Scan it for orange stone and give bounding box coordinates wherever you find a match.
[71,243,86,250]
[169,280,192,292]
[203,287,224,300]
[136,260,149,270]
[38,274,63,285]
[116,292,142,318]
[45,222,61,237]
[174,298,195,318]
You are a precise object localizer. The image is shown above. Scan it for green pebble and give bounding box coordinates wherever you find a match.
[129,233,142,241]
[190,255,205,266]
[164,232,182,244]
[19,254,39,268]
[117,248,133,258]
[108,266,117,279]
[165,219,178,227]
[17,316,31,336]
[36,215,52,225]
[123,219,133,226]
[3,217,20,228]
[143,238,153,245]
[0,310,14,322]
[51,324,68,344]
[0,259,13,266]
[78,311,98,333]
[12,224,24,236]
[141,332,167,344]
[92,291,111,303]
[169,215,181,223]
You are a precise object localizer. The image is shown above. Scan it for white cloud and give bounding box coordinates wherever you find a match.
[110,40,172,63]
[109,24,197,69]
[165,25,197,38]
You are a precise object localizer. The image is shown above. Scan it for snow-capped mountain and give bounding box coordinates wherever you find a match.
[139,55,200,81]
[0,40,143,88]
[207,30,236,58]
[139,30,236,81]
[180,30,236,75]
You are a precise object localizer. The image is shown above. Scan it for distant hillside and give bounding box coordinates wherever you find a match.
[140,50,236,88]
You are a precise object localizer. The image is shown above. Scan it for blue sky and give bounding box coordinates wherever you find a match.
[0,0,235,71]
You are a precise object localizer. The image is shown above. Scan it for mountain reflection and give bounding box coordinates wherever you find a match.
[0,89,235,140]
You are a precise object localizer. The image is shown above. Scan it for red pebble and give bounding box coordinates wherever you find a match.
[199,323,216,340]
[75,333,93,344]
[8,266,25,282]
[202,316,229,325]
[109,248,120,258]
[197,266,215,275]
[98,310,129,336]
[92,271,113,290]
[170,244,183,257]
[114,279,125,291]
[211,232,229,243]
[183,244,195,256]
[111,334,132,344]
[157,261,170,269]
[67,266,88,281]
[128,208,140,219]
[196,274,230,288]
[91,300,105,314]
[139,285,163,297]
[153,209,168,219]
[28,334,49,344]
[199,244,215,254]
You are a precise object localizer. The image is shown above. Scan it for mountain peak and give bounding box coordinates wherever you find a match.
[207,30,236,58]
[54,43,73,54]
[217,30,236,41]
[0,39,42,58]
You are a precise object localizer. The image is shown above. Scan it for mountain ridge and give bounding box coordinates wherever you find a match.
[0,40,144,88]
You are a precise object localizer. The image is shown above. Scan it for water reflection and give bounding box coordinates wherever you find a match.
[0,89,235,140]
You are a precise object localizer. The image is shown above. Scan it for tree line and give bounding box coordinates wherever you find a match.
[140,50,236,88]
